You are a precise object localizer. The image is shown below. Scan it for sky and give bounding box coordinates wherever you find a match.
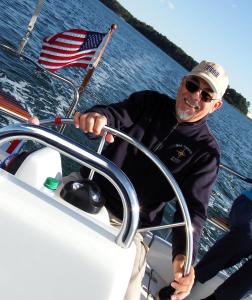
[117,0,252,113]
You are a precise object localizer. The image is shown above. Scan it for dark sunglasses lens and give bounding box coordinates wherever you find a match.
[186,80,213,102]
[186,80,199,93]
[201,91,212,102]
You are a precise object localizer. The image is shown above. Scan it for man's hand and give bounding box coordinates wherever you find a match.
[170,254,195,300]
[28,116,39,125]
[74,112,114,143]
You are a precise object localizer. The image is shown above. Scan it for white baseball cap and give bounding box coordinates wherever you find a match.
[187,60,229,98]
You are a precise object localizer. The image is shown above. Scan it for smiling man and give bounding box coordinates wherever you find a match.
[74,60,229,300]
[176,62,225,124]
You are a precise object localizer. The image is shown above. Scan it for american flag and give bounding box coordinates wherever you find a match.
[38,28,107,72]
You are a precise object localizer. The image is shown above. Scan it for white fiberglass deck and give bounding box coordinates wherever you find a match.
[0,169,136,300]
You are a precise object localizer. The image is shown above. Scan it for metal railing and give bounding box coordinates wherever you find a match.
[0,43,80,133]
[0,123,139,249]
[220,163,252,184]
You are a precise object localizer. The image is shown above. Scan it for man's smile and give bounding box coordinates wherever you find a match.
[184,97,200,110]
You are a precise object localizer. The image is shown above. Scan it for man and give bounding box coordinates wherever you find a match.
[74,60,229,300]
[194,187,252,300]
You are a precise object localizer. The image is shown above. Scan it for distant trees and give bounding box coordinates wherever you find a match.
[99,0,250,116]
[224,88,250,115]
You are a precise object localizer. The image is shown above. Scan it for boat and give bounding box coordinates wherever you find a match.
[1,95,251,300]
[1,101,252,300]
[0,3,251,299]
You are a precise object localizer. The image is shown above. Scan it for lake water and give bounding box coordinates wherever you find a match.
[0,0,252,262]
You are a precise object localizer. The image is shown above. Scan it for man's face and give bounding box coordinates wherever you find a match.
[175,76,222,122]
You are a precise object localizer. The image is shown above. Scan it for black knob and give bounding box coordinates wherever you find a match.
[60,179,104,214]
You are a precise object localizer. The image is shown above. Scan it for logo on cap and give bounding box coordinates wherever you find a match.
[202,63,220,78]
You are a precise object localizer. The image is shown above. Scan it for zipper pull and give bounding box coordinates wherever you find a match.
[153,123,179,152]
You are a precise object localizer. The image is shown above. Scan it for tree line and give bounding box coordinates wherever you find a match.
[99,0,250,115]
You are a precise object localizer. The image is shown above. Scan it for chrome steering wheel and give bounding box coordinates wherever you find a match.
[42,118,193,275]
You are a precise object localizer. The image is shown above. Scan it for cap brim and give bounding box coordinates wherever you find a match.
[187,72,218,94]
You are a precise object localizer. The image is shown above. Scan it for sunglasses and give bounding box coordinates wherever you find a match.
[185,80,215,103]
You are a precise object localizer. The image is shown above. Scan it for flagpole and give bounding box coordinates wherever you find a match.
[78,24,117,96]
[18,0,45,55]
[59,24,117,134]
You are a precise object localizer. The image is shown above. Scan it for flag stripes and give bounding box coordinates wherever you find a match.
[38,28,107,72]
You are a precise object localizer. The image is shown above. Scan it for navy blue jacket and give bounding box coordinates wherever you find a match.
[230,188,252,235]
[81,90,220,261]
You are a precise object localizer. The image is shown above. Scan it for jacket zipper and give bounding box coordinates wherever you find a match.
[152,123,179,152]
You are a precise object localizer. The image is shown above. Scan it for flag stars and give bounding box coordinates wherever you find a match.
[80,32,106,51]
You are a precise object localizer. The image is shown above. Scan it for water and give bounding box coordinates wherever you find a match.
[0,0,252,263]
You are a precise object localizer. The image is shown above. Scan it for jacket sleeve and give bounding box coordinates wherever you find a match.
[85,90,155,130]
[172,150,220,263]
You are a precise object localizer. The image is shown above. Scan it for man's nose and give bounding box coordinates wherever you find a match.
[191,89,202,102]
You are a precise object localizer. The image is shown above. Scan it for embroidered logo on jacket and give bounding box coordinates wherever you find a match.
[169,144,192,164]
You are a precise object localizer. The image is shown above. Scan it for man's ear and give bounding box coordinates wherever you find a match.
[211,100,222,113]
